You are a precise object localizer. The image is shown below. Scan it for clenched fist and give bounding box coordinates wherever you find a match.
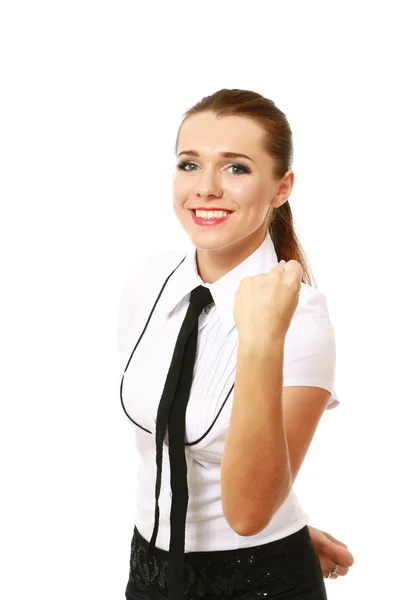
[233,259,303,347]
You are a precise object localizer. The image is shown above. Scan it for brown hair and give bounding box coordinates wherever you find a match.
[176,89,316,287]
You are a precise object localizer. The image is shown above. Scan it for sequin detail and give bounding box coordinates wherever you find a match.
[125,525,326,599]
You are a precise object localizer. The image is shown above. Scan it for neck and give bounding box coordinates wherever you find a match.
[195,226,268,284]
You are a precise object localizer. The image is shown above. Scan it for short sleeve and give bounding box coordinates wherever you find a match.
[283,284,340,410]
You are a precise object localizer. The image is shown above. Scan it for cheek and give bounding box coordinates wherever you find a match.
[225,178,266,206]
[173,176,192,204]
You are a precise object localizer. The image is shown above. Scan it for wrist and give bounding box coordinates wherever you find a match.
[237,335,286,357]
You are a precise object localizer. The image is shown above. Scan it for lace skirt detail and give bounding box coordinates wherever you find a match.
[125,525,327,600]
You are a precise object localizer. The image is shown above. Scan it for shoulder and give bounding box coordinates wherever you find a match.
[286,282,335,351]
[292,282,334,328]
[299,282,331,314]
[117,248,186,359]
[120,248,186,302]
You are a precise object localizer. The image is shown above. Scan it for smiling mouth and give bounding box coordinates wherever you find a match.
[190,208,234,226]
[190,209,234,214]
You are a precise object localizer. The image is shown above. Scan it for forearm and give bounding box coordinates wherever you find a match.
[221,338,292,536]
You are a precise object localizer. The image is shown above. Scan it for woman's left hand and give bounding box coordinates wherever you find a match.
[308,525,355,579]
[233,260,303,346]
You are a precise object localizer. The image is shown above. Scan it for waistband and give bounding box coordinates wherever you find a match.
[136,524,310,563]
[126,524,325,599]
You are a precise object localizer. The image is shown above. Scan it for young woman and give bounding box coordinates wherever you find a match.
[118,89,354,599]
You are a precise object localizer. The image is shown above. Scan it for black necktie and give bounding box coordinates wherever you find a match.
[147,285,214,600]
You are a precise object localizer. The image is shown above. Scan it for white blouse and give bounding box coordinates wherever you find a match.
[117,231,339,552]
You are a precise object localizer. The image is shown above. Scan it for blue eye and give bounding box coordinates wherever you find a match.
[176,161,198,171]
[225,163,251,175]
[176,161,251,175]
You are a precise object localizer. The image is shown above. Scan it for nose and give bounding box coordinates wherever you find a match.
[195,168,223,198]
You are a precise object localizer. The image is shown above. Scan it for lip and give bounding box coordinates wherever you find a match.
[190,209,233,227]
[190,207,234,212]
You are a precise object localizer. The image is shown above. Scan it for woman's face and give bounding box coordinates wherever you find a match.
[173,112,293,260]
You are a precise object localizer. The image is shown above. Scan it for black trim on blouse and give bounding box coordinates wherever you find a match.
[119,255,235,444]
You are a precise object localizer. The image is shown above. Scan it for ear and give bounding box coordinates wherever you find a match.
[273,170,295,207]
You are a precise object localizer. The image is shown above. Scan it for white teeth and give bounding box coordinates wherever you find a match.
[195,210,230,219]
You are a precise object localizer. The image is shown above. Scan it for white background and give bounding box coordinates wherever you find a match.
[1,1,416,598]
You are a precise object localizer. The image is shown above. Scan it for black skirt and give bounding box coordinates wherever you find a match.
[125,524,327,600]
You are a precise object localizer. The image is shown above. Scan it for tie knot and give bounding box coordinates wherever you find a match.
[189,285,214,313]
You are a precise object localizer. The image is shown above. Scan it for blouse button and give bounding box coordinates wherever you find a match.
[204,306,211,314]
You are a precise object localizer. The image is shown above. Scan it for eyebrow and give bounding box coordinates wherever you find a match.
[177,150,255,164]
